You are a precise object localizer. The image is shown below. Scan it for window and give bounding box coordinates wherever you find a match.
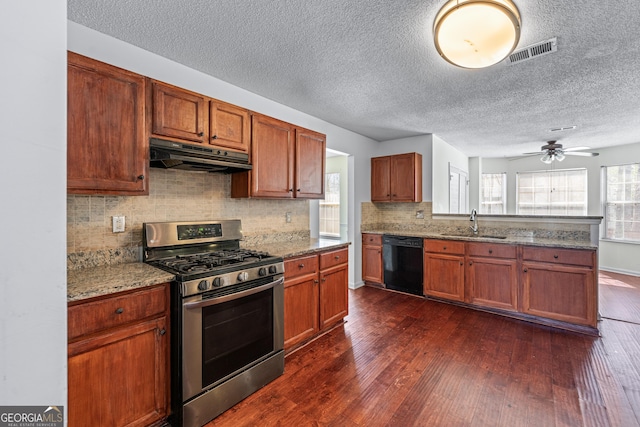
[319,173,340,238]
[480,173,506,214]
[517,169,587,215]
[602,163,640,242]
[449,165,468,214]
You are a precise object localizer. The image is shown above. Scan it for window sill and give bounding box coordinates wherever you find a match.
[600,238,640,246]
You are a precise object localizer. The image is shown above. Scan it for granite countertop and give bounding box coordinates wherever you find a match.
[67,263,174,302]
[244,238,351,259]
[68,239,350,302]
[363,230,597,250]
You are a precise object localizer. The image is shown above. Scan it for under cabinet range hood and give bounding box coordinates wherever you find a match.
[149,138,252,173]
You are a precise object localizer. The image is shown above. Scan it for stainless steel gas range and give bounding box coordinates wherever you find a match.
[143,220,285,427]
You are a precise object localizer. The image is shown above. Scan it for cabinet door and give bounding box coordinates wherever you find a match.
[319,264,349,329]
[209,100,250,153]
[151,81,207,143]
[522,262,597,327]
[362,244,383,284]
[284,275,319,350]
[68,317,168,427]
[250,114,295,198]
[371,156,391,201]
[468,257,518,311]
[424,253,465,301]
[67,52,148,195]
[295,128,326,199]
[390,153,422,202]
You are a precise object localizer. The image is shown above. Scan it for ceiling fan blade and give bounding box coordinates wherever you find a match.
[522,151,543,155]
[564,151,599,157]
[563,146,591,152]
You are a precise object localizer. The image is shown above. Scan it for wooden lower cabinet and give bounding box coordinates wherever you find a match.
[67,284,169,427]
[420,238,598,333]
[362,233,383,284]
[284,247,349,352]
[521,246,597,327]
[424,240,465,302]
[467,242,518,312]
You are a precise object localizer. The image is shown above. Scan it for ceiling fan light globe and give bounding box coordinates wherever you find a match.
[541,153,553,164]
[555,152,565,161]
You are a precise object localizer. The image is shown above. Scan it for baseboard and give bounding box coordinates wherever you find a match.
[600,266,640,278]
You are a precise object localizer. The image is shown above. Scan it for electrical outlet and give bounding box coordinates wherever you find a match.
[112,216,126,233]
[285,212,291,223]
[416,210,424,219]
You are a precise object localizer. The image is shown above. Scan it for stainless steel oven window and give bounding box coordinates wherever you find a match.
[181,277,284,401]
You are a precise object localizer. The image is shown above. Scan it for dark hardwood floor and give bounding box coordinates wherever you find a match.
[207,271,640,427]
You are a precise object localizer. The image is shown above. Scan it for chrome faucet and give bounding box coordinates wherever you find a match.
[469,209,478,234]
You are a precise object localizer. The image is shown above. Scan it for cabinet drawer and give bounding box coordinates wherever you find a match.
[285,254,319,279]
[68,284,167,342]
[362,233,382,246]
[467,242,516,259]
[320,248,349,270]
[522,246,594,268]
[424,239,465,255]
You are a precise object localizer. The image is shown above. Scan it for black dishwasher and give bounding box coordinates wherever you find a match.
[382,235,424,296]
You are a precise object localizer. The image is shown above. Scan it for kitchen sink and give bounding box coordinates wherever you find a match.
[441,234,507,240]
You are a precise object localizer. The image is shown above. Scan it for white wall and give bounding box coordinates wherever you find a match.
[67,21,378,288]
[0,0,68,414]
[479,142,640,275]
[432,135,470,213]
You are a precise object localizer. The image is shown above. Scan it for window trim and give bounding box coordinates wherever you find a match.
[601,162,640,243]
[480,172,507,214]
[515,168,588,216]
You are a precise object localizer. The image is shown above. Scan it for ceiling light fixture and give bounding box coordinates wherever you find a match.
[541,150,565,164]
[433,0,521,69]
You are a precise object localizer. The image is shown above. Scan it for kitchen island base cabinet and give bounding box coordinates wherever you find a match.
[67,284,169,427]
[423,240,465,302]
[467,242,518,312]
[362,233,383,285]
[284,247,349,353]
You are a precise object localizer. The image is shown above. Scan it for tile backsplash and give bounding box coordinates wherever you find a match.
[67,168,310,255]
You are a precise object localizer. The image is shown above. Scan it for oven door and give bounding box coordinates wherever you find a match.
[181,275,284,401]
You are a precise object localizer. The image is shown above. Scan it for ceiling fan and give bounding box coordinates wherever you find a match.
[522,141,599,164]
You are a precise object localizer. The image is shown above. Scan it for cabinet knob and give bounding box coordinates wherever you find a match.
[524,268,528,273]
[289,189,293,192]
[297,188,301,192]
[211,135,218,140]
[298,263,305,268]
[159,329,166,336]
[377,250,381,254]
[137,174,144,181]
[197,132,204,137]
[469,261,473,266]
[322,278,326,282]
[115,307,124,314]
[554,255,559,259]
[460,261,464,266]
[489,249,493,254]
[314,279,319,284]
[443,246,447,250]
[335,255,340,260]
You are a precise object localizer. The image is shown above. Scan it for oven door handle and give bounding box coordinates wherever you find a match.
[184,276,284,309]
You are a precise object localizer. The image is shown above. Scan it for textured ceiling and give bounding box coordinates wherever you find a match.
[67,0,640,158]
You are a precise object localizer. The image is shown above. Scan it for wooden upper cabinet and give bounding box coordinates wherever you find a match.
[150,81,207,143]
[232,113,326,199]
[295,127,326,199]
[210,100,250,153]
[371,153,422,202]
[149,80,250,153]
[250,114,295,198]
[371,156,391,201]
[67,52,148,195]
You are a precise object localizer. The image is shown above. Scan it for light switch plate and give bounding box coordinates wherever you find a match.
[416,210,424,219]
[112,216,125,233]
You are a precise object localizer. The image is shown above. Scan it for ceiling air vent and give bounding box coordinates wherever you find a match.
[505,37,557,65]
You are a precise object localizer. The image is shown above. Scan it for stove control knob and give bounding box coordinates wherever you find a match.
[212,277,223,288]
[268,265,278,274]
[198,280,210,291]
[258,267,267,277]
[237,272,249,282]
